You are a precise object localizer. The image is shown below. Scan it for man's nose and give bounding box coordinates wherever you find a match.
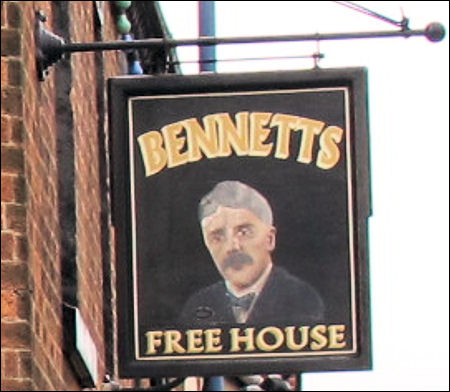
[226,234,241,253]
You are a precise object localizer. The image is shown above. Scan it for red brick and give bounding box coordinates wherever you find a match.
[7,58,23,86]
[1,262,28,290]
[0,378,33,391]
[8,175,26,203]
[1,290,30,319]
[15,235,28,261]
[0,28,22,57]
[7,2,23,29]
[1,232,14,260]
[1,115,11,143]
[1,59,8,86]
[19,350,32,378]
[1,174,23,203]
[11,117,24,144]
[1,146,24,173]
[1,321,31,348]
[32,360,52,391]
[5,204,26,232]
[1,175,14,202]
[1,2,6,27]
[1,204,5,230]
[16,175,26,203]
[3,350,19,377]
[1,87,23,116]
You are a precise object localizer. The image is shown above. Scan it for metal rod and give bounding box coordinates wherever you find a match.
[35,11,445,82]
[168,53,324,65]
[199,1,216,72]
[59,27,441,54]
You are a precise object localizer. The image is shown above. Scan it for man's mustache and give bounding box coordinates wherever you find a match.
[223,251,254,270]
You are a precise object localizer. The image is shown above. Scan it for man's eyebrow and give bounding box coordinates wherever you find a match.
[236,223,254,230]
[209,228,225,236]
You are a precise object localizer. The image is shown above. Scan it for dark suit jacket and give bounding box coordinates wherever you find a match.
[179,266,325,326]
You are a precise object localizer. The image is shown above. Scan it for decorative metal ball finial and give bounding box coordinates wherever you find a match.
[425,23,446,42]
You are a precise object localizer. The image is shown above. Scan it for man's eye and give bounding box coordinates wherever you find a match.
[238,227,252,236]
[210,233,224,243]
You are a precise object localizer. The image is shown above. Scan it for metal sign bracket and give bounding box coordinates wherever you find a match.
[35,10,445,81]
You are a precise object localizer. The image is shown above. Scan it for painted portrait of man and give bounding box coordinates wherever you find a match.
[180,180,325,325]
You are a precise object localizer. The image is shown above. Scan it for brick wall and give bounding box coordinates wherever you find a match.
[1,1,125,390]
[1,1,33,390]
[71,0,106,386]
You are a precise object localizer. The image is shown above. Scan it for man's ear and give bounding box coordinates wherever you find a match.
[267,226,277,252]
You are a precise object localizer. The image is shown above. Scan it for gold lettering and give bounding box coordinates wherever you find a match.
[310,325,328,351]
[186,329,205,354]
[296,118,325,164]
[271,114,302,159]
[138,112,344,176]
[328,324,346,349]
[217,112,249,157]
[285,326,309,351]
[163,330,186,354]
[249,112,273,157]
[185,117,219,162]
[204,329,223,353]
[230,328,256,352]
[256,327,285,352]
[145,331,163,355]
[137,131,167,176]
[162,122,189,168]
[316,126,344,170]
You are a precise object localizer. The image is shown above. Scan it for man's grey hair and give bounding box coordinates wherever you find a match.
[198,181,273,225]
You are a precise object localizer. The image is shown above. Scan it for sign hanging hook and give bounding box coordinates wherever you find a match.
[312,35,324,69]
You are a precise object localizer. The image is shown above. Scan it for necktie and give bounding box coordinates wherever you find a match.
[227,292,256,311]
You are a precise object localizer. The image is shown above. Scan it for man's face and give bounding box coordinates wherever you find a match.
[201,206,276,291]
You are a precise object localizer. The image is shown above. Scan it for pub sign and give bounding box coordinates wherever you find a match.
[108,68,372,377]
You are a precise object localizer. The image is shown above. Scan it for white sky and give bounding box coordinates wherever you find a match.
[158,2,449,390]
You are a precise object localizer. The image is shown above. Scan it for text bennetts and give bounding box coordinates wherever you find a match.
[137,112,344,176]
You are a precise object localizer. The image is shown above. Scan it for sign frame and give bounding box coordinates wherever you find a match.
[108,68,372,377]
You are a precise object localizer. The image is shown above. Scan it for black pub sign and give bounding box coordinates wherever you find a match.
[108,68,372,377]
